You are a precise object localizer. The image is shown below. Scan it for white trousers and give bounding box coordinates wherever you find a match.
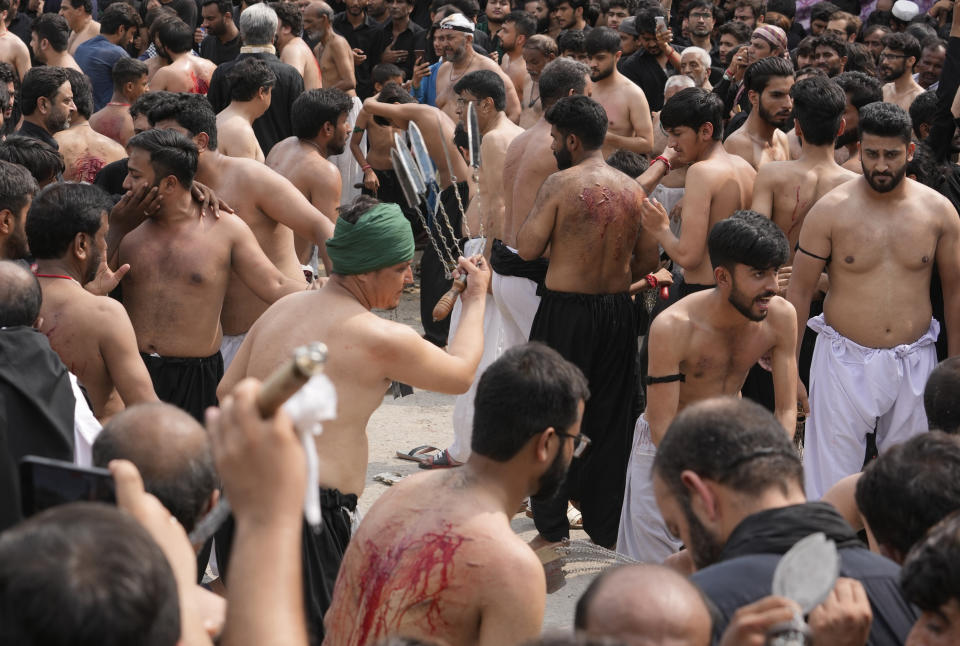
[329,96,363,206]
[491,266,540,352]
[219,333,247,373]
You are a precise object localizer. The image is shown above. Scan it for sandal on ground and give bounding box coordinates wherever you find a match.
[418,448,463,469]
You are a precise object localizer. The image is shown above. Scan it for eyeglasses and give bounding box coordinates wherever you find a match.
[689,11,712,19]
[557,431,592,457]
[879,52,908,60]
[455,97,474,106]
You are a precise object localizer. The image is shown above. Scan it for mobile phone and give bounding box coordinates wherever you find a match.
[655,16,666,33]
[414,48,426,62]
[19,455,115,518]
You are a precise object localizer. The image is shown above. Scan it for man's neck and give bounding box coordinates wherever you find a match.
[719,486,809,544]
[893,72,917,92]
[487,18,503,33]
[745,109,777,141]
[572,17,585,30]
[35,258,83,283]
[300,136,330,159]
[690,34,711,50]
[451,48,475,72]
[480,110,507,135]
[219,22,238,43]
[329,274,373,309]
[109,91,130,105]
[573,149,605,167]
[104,31,124,46]
[168,49,189,62]
[506,43,523,59]
[454,456,534,519]
[694,139,723,163]
[799,141,841,164]
[319,27,334,45]
[194,150,226,185]
[230,99,265,124]
[346,10,366,27]
[155,187,198,224]
[22,115,52,136]
[392,15,408,33]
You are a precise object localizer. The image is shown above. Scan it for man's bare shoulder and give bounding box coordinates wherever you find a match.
[651,299,697,336]
[765,295,797,330]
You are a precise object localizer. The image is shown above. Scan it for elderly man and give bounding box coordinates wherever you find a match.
[680,46,712,90]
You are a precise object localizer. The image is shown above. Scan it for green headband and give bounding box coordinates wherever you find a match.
[326,202,415,275]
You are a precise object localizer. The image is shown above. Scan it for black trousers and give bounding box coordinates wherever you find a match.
[362,167,426,243]
[420,182,467,346]
[140,351,223,423]
[529,288,637,548]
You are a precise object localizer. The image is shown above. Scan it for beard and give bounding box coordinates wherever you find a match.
[444,43,467,63]
[682,499,726,570]
[329,137,347,155]
[864,163,907,193]
[880,63,905,82]
[530,444,570,502]
[84,246,102,285]
[590,64,614,82]
[554,145,573,170]
[758,101,791,129]
[44,109,69,133]
[3,228,28,260]
[728,281,774,322]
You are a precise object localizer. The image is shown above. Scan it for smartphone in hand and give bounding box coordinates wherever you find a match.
[19,456,115,518]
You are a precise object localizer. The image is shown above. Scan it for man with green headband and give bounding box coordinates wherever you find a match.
[218,195,490,643]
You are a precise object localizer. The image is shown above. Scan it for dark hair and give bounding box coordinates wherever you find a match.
[539,58,589,108]
[653,396,803,504]
[31,13,69,52]
[372,63,404,85]
[337,194,382,224]
[112,57,148,94]
[0,260,41,327]
[201,0,233,15]
[453,120,468,150]
[844,42,877,76]
[228,57,277,101]
[292,88,354,139]
[128,89,174,120]
[924,358,960,434]
[766,0,795,19]
[791,75,845,145]
[545,94,607,151]
[685,0,716,18]
[909,90,937,139]
[373,81,416,126]
[156,17,194,54]
[557,28,586,54]
[64,0,92,13]
[920,35,947,53]
[901,511,960,613]
[862,23,890,39]
[472,342,589,461]
[858,100,912,143]
[454,69,506,111]
[660,87,724,140]
[796,65,826,78]
[127,128,199,187]
[857,432,960,559]
[828,10,860,38]
[64,68,93,120]
[504,9,537,36]
[718,20,752,44]
[555,0,586,9]
[100,2,142,34]
[584,25,620,55]
[634,6,665,35]
[882,30,921,60]
[834,70,882,110]
[905,21,936,44]
[813,31,847,58]
[20,66,68,117]
[906,140,940,187]
[0,136,63,184]
[0,503,180,646]
[809,0,839,23]
[26,183,111,260]
[148,93,218,151]
[708,209,788,271]
[605,149,648,177]
[734,0,764,19]
[271,1,303,35]
[743,56,794,94]
[0,156,39,217]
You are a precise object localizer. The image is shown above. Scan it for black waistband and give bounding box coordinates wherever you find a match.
[140,351,222,366]
[539,287,631,303]
[320,487,358,512]
[490,239,549,284]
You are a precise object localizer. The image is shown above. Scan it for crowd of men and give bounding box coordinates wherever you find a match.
[3,0,960,642]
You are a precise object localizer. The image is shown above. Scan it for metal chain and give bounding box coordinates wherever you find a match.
[432,195,461,272]
[411,201,453,275]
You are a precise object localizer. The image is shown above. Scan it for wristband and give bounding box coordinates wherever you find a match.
[645,273,658,290]
[361,164,372,172]
[353,126,364,133]
[654,155,672,172]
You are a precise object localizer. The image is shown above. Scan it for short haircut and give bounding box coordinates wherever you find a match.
[906,140,939,187]
[605,149,647,177]
[844,42,877,76]
[372,63,404,85]
[25,183,111,260]
[882,30,921,60]
[796,65,827,78]
[858,100,912,143]
[603,0,639,11]
[681,46,711,69]
[634,6,665,36]
[202,0,233,14]
[64,0,92,13]
[149,93,218,151]
[0,137,63,185]
[239,2,279,46]
[660,87,724,140]
[901,511,960,613]
[337,194,381,224]
[545,94,607,150]
[734,0,764,18]
[31,13,69,52]
[557,0,586,9]
[156,18,194,54]
[454,69,506,111]
[129,89,174,120]
[112,57,148,94]
[64,68,93,120]
[708,209,789,271]
[227,57,277,101]
[685,0,715,17]
[665,73,696,93]
[862,23,890,39]
[829,10,860,37]
[718,19,752,43]
[557,28,585,54]
[539,57,589,107]
[791,75,845,145]
[471,342,589,461]
[766,0,796,19]
[0,157,39,217]
[921,35,947,53]
[809,0,839,23]
[99,2,142,34]
[909,90,938,139]
[653,396,803,505]
[584,26,620,55]
[0,503,180,646]
[834,70,882,110]
[0,260,41,327]
[271,1,303,36]
[504,9,537,36]
[743,55,794,94]
[924,357,960,434]
[813,31,848,58]
[373,81,416,126]
[857,432,960,559]
[292,88,354,139]
[525,33,559,57]
[20,66,68,117]
[127,128,199,187]
[905,22,936,44]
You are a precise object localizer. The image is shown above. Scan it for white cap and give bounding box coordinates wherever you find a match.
[891,0,920,21]
[439,13,475,34]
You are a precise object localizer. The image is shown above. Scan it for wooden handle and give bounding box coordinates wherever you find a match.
[432,275,467,321]
[255,343,328,417]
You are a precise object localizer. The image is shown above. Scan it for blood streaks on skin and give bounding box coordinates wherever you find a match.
[787,186,808,237]
[74,154,107,184]
[579,185,636,238]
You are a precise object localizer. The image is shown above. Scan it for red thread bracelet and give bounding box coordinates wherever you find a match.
[645,273,658,290]
[654,155,672,172]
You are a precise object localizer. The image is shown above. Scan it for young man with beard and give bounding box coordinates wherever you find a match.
[322,343,585,646]
[812,32,848,77]
[198,0,241,66]
[585,27,654,156]
[150,18,217,95]
[833,70,882,169]
[724,57,795,170]
[685,0,716,52]
[786,102,960,500]
[30,14,81,72]
[497,10,535,110]
[880,31,924,111]
[74,3,140,111]
[516,95,659,550]
[275,1,323,92]
[217,58,277,162]
[618,211,798,562]
[28,183,157,423]
[619,7,680,112]
[0,160,34,262]
[434,13,521,124]
[552,0,587,31]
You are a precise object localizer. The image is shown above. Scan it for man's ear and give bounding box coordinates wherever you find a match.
[195,131,211,152]
[714,264,731,288]
[680,469,721,522]
[73,231,90,261]
[747,88,759,107]
[534,426,556,462]
[0,208,13,235]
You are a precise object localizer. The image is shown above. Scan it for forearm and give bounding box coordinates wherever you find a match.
[775,400,798,439]
[446,294,486,373]
[637,159,669,194]
[656,229,699,268]
[350,137,368,168]
[944,293,960,356]
[333,77,356,92]
[605,131,653,155]
[786,291,814,360]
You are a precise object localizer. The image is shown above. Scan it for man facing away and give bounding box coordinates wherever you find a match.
[73,3,140,112]
[322,342,585,646]
[723,57,795,170]
[517,94,659,549]
[55,69,126,183]
[89,57,149,146]
[787,101,960,499]
[150,18,217,95]
[216,58,277,162]
[275,1,323,92]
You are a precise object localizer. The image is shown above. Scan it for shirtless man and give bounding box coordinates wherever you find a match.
[150,19,217,94]
[108,128,305,421]
[148,93,335,370]
[638,88,755,293]
[216,58,276,162]
[833,71,882,169]
[786,102,960,500]
[497,10,535,107]
[585,27,654,157]
[61,0,98,56]
[90,58,149,146]
[724,57,795,170]
[518,34,557,128]
[433,13,521,124]
[274,1,323,92]
[0,1,27,82]
[30,13,81,72]
[219,196,490,642]
[517,94,659,549]
[55,69,126,183]
[880,32,924,112]
[266,88,351,268]
[305,2,355,94]
[350,64,407,213]
[496,58,588,353]
[617,211,798,562]
[323,343,582,646]
[27,183,157,422]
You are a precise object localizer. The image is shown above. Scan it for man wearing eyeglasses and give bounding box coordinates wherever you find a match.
[879,31,924,112]
[684,0,715,53]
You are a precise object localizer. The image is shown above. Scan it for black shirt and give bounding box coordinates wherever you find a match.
[94,157,128,196]
[16,120,59,150]
[198,32,241,65]
[373,18,426,83]
[8,11,33,48]
[332,11,382,99]
[163,0,198,28]
[207,52,304,155]
[619,50,676,112]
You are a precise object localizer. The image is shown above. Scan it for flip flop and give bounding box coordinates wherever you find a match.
[395,445,442,464]
[567,503,583,530]
[418,449,463,469]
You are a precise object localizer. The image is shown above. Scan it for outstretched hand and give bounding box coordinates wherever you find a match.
[640,197,670,235]
[193,182,233,218]
[85,257,130,296]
